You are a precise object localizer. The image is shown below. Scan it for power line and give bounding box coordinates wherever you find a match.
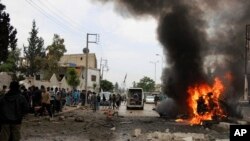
[36,0,85,33]
[41,0,87,32]
[25,0,83,37]
[25,0,72,34]
[29,0,82,35]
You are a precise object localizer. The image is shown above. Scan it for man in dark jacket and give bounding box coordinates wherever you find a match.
[0,81,29,141]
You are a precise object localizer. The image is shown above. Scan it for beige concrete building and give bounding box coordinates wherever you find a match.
[59,53,97,69]
[22,53,100,92]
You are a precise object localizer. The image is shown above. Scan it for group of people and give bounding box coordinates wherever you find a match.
[88,93,125,112]
[0,80,127,140]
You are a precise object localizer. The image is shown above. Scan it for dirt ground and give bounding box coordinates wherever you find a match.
[20,104,230,141]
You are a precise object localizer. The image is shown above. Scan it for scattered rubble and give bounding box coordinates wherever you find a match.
[74,117,84,122]
[20,105,231,141]
[58,116,65,121]
[133,128,142,137]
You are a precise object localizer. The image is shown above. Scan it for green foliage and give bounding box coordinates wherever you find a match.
[24,20,45,76]
[17,75,25,81]
[46,34,67,58]
[100,79,114,92]
[0,2,17,63]
[43,34,67,79]
[66,68,80,89]
[136,76,155,92]
[0,48,20,72]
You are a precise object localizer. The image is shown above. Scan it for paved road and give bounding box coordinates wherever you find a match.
[118,103,159,117]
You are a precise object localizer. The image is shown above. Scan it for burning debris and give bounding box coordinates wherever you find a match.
[94,0,250,124]
[187,77,226,125]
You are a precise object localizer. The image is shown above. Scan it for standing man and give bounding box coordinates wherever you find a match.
[0,85,7,96]
[49,87,55,115]
[0,81,29,141]
[154,95,159,107]
[91,92,97,112]
[96,93,101,110]
[80,90,86,106]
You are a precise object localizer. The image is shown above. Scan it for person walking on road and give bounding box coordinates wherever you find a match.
[0,81,29,141]
[112,94,116,110]
[154,95,159,107]
[91,92,97,112]
[96,93,101,110]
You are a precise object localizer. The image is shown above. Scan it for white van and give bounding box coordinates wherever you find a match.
[126,88,144,110]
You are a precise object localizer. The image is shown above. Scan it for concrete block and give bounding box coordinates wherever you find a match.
[217,122,231,130]
[215,139,229,141]
[237,120,248,125]
[173,132,205,140]
[183,136,193,141]
[133,128,141,137]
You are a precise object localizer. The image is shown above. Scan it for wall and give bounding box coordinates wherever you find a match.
[26,68,100,92]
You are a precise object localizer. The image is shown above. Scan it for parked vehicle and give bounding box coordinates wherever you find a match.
[145,95,155,104]
[155,97,178,118]
[126,88,144,110]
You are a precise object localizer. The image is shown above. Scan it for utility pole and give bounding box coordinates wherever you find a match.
[99,58,108,92]
[83,33,99,106]
[244,25,250,101]
[100,59,108,79]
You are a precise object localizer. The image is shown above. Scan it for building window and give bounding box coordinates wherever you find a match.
[91,75,96,82]
[59,74,64,81]
[36,75,40,80]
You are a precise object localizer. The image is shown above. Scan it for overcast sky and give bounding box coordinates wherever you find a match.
[2,0,164,87]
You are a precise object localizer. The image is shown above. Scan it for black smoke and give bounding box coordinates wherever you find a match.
[94,0,250,115]
[157,2,207,114]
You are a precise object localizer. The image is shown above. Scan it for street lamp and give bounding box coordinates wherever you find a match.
[150,60,159,83]
[156,54,163,70]
[83,33,99,105]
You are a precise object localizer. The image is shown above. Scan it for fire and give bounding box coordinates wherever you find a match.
[187,77,225,125]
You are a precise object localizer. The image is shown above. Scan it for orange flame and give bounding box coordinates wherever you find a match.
[187,77,225,125]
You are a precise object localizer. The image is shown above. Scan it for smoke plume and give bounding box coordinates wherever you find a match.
[94,0,250,115]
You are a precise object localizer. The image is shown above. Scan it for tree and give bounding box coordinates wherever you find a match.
[100,79,114,92]
[0,48,20,72]
[24,20,45,76]
[44,34,67,79]
[66,68,80,89]
[136,76,155,92]
[0,2,17,63]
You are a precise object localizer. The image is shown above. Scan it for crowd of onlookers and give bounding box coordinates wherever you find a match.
[0,81,126,140]
[0,83,126,119]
